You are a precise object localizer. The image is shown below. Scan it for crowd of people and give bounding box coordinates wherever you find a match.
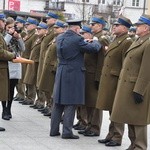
[0,11,150,150]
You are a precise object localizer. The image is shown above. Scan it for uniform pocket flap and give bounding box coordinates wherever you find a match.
[129,76,137,82]
[110,69,120,76]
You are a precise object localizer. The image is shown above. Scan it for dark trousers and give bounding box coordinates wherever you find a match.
[50,103,76,136]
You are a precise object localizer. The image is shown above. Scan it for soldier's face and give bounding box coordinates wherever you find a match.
[46,18,56,26]
[91,23,103,33]
[136,24,149,37]
[113,24,127,36]
[16,22,23,28]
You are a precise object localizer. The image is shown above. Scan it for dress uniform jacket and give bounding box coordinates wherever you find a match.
[36,27,55,88]
[94,31,109,82]
[21,29,38,81]
[38,38,57,94]
[53,30,100,105]
[96,34,133,110]
[0,33,15,101]
[84,32,109,107]
[23,36,45,85]
[110,33,150,125]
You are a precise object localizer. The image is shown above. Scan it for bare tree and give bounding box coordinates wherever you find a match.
[74,0,96,23]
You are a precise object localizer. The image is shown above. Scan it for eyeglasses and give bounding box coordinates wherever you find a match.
[80,32,86,35]
[37,28,42,30]
[114,24,121,27]
[54,27,60,29]
[91,23,97,26]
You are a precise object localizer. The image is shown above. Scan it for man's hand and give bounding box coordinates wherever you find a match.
[12,57,34,64]
[133,92,143,104]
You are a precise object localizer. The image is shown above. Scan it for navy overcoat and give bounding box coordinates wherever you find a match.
[53,30,100,105]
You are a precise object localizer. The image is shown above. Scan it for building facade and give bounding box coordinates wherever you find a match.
[0,0,148,23]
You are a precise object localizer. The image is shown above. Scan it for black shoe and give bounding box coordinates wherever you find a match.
[78,130,86,134]
[62,134,79,139]
[2,113,10,120]
[38,108,45,112]
[13,97,18,101]
[22,100,34,105]
[7,110,12,119]
[8,114,12,119]
[98,138,110,144]
[43,112,51,117]
[105,140,121,147]
[39,107,49,113]
[74,125,86,130]
[19,100,26,103]
[83,130,99,137]
[30,104,37,108]
[73,122,80,128]
[34,105,44,109]
[0,127,5,131]
[50,132,60,136]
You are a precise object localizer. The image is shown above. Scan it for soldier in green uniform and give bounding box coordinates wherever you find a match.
[36,12,58,114]
[38,20,66,117]
[96,16,133,147]
[21,17,39,105]
[78,16,109,137]
[23,22,48,107]
[110,14,150,150]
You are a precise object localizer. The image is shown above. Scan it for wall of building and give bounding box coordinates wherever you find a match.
[146,0,150,15]
[0,0,46,12]
[0,0,148,23]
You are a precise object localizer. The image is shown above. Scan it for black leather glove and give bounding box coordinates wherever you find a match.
[133,92,143,104]
[95,81,99,90]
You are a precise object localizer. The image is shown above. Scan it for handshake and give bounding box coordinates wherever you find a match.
[133,92,143,104]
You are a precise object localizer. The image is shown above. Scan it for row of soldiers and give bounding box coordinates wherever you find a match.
[1,10,150,149]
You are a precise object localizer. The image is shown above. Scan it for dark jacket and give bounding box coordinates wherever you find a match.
[53,30,100,105]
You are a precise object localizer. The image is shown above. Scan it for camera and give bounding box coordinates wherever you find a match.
[14,24,22,33]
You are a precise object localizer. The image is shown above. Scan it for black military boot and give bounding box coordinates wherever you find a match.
[2,109,10,120]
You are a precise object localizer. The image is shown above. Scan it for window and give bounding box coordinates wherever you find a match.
[98,0,105,4]
[132,0,139,6]
[113,0,121,5]
[117,0,120,5]
[82,0,89,2]
[102,0,105,4]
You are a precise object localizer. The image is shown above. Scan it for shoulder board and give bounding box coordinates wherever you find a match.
[101,35,106,39]
[126,37,131,40]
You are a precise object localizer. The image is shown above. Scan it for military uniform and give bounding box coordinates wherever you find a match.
[82,17,109,136]
[0,33,16,101]
[21,29,38,104]
[38,38,57,94]
[50,20,101,138]
[97,16,133,146]
[36,26,55,108]
[110,15,150,149]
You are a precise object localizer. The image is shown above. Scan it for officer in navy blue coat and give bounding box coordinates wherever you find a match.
[50,19,101,139]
